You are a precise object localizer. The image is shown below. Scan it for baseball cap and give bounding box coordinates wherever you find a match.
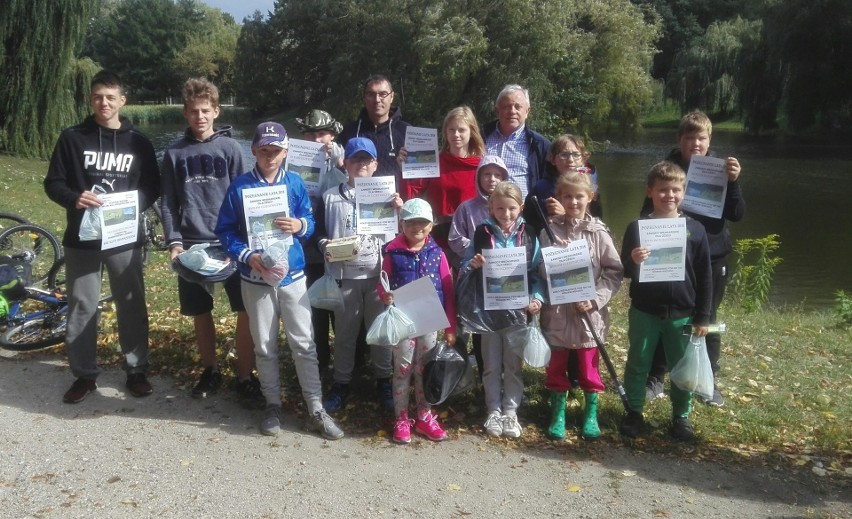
[344,137,377,159]
[400,198,433,222]
[252,122,289,148]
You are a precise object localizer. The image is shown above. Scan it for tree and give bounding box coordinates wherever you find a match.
[172,5,241,99]
[0,0,98,158]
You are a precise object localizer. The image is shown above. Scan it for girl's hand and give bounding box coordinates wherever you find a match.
[381,292,394,305]
[390,193,403,210]
[545,197,565,216]
[574,300,594,313]
[445,332,456,346]
[725,157,741,182]
[274,216,302,234]
[693,324,709,337]
[631,246,649,265]
[469,254,485,269]
[396,147,408,167]
[527,298,542,315]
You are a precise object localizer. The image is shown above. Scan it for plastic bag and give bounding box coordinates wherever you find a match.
[366,272,416,346]
[251,233,289,287]
[422,341,471,405]
[307,269,344,312]
[670,334,714,399]
[78,184,106,241]
[456,266,527,333]
[177,243,210,270]
[505,317,551,368]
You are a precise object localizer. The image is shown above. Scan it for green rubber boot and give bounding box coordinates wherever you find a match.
[547,391,567,439]
[582,392,601,440]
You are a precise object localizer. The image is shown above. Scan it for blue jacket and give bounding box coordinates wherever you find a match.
[482,120,551,192]
[215,167,314,286]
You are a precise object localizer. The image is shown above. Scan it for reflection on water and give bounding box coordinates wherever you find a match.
[140,123,852,309]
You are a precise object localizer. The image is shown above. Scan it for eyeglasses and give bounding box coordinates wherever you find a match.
[557,152,583,161]
[365,91,393,100]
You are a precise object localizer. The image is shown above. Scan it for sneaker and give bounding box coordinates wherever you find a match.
[393,411,413,444]
[483,410,503,437]
[645,376,665,402]
[191,367,222,399]
[323,383,349,412]
[63,378,97,404]
[701,387,725,407]
[671,416,695,441]
[235,374,266,409]
[126,373,153,397]
[307,408,344,440]
[620,410,645,438]
[376,378,394,410]
[501,414,523,438]
[414,411,448,441]
[260,404,282,436]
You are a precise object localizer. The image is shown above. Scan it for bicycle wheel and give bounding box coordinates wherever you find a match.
[47,256,66,290]
[0,310,67,351]
[0,224,61,286]
[0,212,29,233]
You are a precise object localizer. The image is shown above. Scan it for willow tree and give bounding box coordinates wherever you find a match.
[0,0,98,158]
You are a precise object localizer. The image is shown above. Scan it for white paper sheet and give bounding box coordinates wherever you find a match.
[482,247,529,310]
[541,240,597,305]
[99,190,139,250]
[638,217,686,282]
[391,276,450,336]
[401,126,439,179]
[681,155,728,219]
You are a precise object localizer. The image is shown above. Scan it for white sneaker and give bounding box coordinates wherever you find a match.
[483,411,502,437]
[501,414,523,438]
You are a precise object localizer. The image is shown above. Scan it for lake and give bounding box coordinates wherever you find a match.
[139,122,852,309]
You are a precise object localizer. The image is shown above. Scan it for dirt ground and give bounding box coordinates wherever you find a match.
[0,358,848,518]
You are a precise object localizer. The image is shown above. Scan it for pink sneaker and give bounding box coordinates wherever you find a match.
[414,411,448,441]
[393,411,413,444]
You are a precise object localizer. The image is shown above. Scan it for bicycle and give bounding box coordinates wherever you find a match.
[0,211,29,233]
[0,223,62,286]
[142,200,167,265]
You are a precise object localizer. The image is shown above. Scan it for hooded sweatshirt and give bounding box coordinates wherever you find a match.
[339,107,410,180]
[44,115,160,251]
[160,126,246,250]
[447,156,509,258]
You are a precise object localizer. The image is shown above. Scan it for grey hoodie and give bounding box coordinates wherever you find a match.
[447,155,509,258]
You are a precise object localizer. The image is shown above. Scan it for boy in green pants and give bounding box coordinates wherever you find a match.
[619,161,712,441]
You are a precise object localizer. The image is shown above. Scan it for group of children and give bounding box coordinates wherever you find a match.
[162,77,743,444]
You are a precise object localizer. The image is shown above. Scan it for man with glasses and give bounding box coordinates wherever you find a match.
[339,74,411,188]
[483,84,550,201]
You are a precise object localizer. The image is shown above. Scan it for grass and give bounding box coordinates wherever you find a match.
[1,153,849,489]
[641,103,745,131]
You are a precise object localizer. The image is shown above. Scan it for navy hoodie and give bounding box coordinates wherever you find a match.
[44,115,160,251]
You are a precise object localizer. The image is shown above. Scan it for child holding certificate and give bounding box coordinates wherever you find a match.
[463,181,543,439]
[619,161,712,442]
[378,198,457,444]
[538,173,623,440]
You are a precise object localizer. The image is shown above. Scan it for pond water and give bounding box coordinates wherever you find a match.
[139,122,852,309]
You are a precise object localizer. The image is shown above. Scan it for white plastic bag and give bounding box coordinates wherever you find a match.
[78,184,106,241]
[671,334,714,399]
[251,233,289,287]
[366,272,416,346]
[307,268,344,312]
[505,316,551,368]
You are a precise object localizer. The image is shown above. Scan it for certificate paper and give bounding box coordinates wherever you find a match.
[99,190,139,250]
[541,240,597,305]
[681,155,728,218]
[285,139,326,197]
[241,185,292,249]
[638,218,686,282]
[401,127,439,179]
[482,247,529,310]
[391,276,450,337]
[355,176,398,235]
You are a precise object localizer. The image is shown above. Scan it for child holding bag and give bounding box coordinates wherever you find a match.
[538,173,623,440]
[378,198,457,444]
[462,181,543,438]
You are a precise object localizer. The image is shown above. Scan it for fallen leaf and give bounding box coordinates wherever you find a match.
[812,467,827,477]
[120,499,138,507]
[107,476,121,484]
[376,430,387,438]
[446,484,462,492]
[566,485,581,492]
[180,460,192,466]
[621,470,636,477]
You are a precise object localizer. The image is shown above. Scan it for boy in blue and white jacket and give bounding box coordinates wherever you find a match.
[215,122,343,440]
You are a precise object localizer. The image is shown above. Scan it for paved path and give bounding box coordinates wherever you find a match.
[1,358,848,518]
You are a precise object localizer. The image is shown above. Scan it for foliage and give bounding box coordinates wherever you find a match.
[233,11,280,116]
[171,5,241,99]
[0,0,98,158]
[834,290,852,327]
[730,234,783,312]
[120,105,252,126]
[235,0,661,139]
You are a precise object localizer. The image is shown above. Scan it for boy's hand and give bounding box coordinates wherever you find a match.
[445,332,456,346]
[527,298,542,315]
[75,190,104,209]
[693,324,709,337]
[631,246,649,265]
[169,246,184,261]
[725,157,741,182]
[470,253,485,269]
[396,147,408,167]
[381,292,394,305]
[248,253,269,274]
[545,197,565,216]
[574,300,594,313]
[274,216,302,234]
[390,193,403,210]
